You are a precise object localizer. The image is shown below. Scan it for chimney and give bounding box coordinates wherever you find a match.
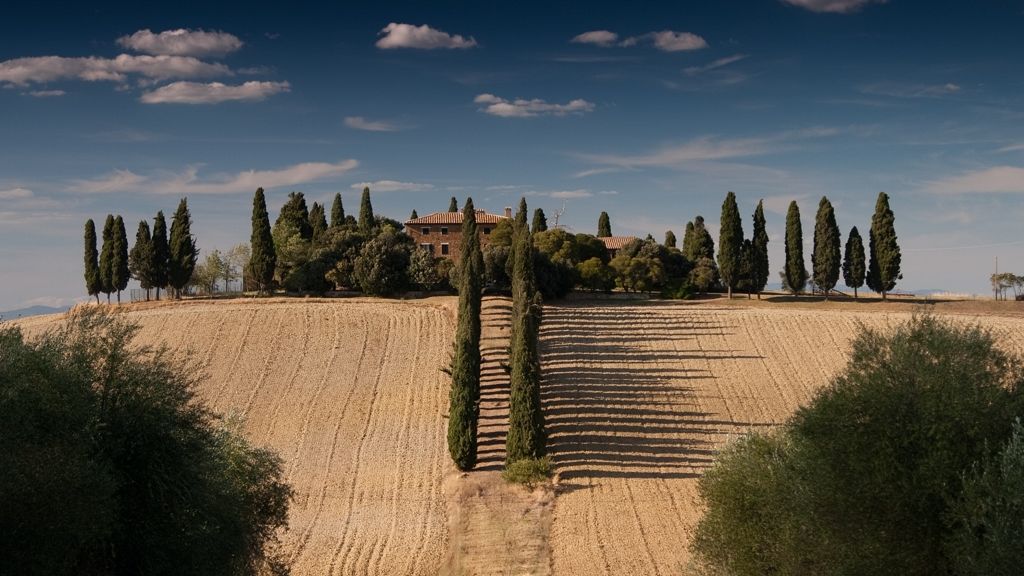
[504,206,512,218]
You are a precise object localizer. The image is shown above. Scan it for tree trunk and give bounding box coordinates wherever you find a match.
[727,286,732,299]
[95,294,100,304]
[116,290,120,304]
[106,293,110,304]
[882,290,887,301]
[854,287,858,299]
[155,287,160,300]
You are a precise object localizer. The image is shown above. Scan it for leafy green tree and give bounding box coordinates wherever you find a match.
[784,201,806,295]
[168,198,198,299]
[597,211,612,237]
[358,186,375,232]
[506,225,545,465]
[812,196,841,299]
[867,192,901,299]
[191,250,224,295]
[129,220,155,300]
[735,239,755,298]
[83,219,101,303]
[664,230,677,248]
[448,199,484,471]
[309,201,328,243]
[682,221,696,259]
[690,257,717,294]
[843,226,866,298]
[610,251,666,293]
[352,227,411,296]
[718,192,744,299]
[0,310,292,576]
[112,216,129,303]
[577,257,615,292]
[224,244,248,292]
[151,211,169,300]
[688,215,715,261]
[330,192,345,228]
[532,208,548,233]
[276,192,312,241]
[448,196,459,212]
[99,214,115,303]
[248,188,276,294]
[408,248,442,292]
[751,200,770,298]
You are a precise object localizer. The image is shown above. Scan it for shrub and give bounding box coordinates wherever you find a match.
[577,257,615,292]
[502,457,552,488]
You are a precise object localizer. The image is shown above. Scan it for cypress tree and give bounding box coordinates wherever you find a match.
[151,211,169,300]
[736,239,755,298]
[692,216,715,260]
[516,198,529,229]
[448,198,484,471]
[448,197,459,212]
[410,209,418,220]
[506,224,545,464]
[867,192,901,300]
[309,201,327,242]
[249,188,276,294]
[330,193,345,228]
[277,192,312,240]
[99,214,115,303]
[128,220,154,301]
[812,196,841,299]
[597,211,612,237]
[752,200,770,298]
[83,219,101,303]
[682,221,696,259]
[112,216,129,304]
[718,192,744,299]
[168,198,198,299]
[784,201,807,295]
[664,230,677,248]
[843,226,866,298]
[358,186,374,232]
[532,208,548,233]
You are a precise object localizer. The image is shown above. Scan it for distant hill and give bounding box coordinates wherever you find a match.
[0,304,70,320]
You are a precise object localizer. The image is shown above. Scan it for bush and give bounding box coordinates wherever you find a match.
[534,251,575,299]
[0,310,292,576]
[502,456,552,488]
[577,257,615,292]
[692,315,1024,576]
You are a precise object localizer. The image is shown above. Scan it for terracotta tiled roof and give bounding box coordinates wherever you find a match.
[406,210,510,225]
[598,236,639,250]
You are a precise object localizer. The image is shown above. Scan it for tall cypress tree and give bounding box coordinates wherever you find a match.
[151,211,169,300]
[866,192,901,300]
[506,224,545,464]
[664,230,677,248]
[448,198,484,471]
[784,201,807,295]
[843,226,866,298]
[249,188,276,294]
[83,219,101,303]
[309,201,327,242]
[736,239,755,298]
[682,221,696,260]
[812,196,841,299]
[718,192,744,299]
[99,214,115,303]
[276,192,312,240]
[752,200,770,298]
[129,220,155,301]
[410,209,418,220]
[692,216,715,261]
[515,198,529,229]
[168,198,198,299]
[359,186,374,232]
[112,216,129,304]
[597,211,612,237]
[448,197,459,212]
[330,192,345,229]
[532,208,548,233]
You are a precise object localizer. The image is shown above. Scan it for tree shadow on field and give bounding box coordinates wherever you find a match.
[539,300,771,488]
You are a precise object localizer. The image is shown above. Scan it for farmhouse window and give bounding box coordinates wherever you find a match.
[441,227,449,235]
[483,228,491,235]
[419,243,434,254]
[421,227,430,235]
[441,243,450,255]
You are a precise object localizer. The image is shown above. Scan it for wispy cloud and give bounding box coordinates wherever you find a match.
[344,116,405,132]
[861,82,961,99]
[684,54,748,75]
[140,81,290,104]
[924,166,1024,195]
[0,54,230,87]
[474,93,595,118]
[70,159,358,195]
[570,30,620,47]
[995,143,1024,153]
[375,23,477,50]
[350,180,434,192]
[26,89,65,97]
[116,29,243,58]
[0,187,34,199]
[781,0,888,13]
[568,29,708,52]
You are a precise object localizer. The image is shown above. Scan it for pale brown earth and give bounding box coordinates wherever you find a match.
[540,299,1024,575]
[17,297,457,576]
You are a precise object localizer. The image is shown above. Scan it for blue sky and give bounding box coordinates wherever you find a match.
[2,0,1024,309]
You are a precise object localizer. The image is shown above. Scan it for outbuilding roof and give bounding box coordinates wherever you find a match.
[598,236,639,250]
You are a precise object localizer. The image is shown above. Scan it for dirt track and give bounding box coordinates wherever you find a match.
[540,300,1024,574]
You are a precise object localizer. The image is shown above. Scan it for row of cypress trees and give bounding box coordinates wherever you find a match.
[83,199,197,302]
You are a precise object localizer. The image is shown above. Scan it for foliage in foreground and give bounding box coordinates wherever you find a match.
[0,309,292,576]
[502,456,552,488]
[692,315,1024,576]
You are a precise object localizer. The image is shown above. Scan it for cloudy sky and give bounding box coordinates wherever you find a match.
[2,0,1024,309]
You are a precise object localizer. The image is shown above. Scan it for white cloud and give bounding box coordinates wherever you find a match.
[375,23,477,50]
[349,180,434,192]
[71,159,358,195]
[549,189,593,199]
[117,29,243,58]
[571,30,620,47]
[344,116,403,132]
[140,80,289,104]
[647,30,709,52]
[861,82,961,99]
[684,54,748,75]
[474,93,595,118]
[26,89,65,97]
[996,143,1024,153]
[0,54,230,86]
[925,166,1024,195]
[0,187,33,199]
[781,0,888,13]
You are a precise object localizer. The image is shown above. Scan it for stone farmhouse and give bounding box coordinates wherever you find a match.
[405,208,512,261]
